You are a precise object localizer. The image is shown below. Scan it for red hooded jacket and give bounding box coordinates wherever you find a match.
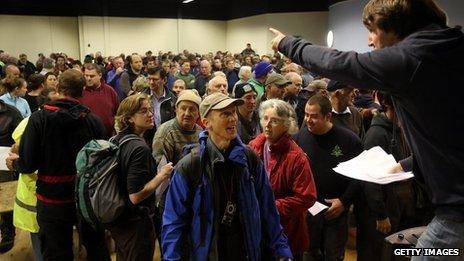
[249,133,317,253]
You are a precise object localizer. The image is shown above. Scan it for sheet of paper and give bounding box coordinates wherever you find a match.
[155,155,170,205]
[332,146,414,184]
[0,147,12,171]
[308,201,329,216]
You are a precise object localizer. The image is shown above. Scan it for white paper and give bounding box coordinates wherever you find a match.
[0,147,12,171]
[155,155,170,205]
[332,146,414,185]
[308,201,329,216]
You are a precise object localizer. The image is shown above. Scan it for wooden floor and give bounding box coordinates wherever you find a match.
[1,228,356,260]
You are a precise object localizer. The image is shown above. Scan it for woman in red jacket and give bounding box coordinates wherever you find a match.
[249,98,317,260]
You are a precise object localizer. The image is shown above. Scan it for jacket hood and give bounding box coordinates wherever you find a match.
[401,24,464,69]
[370,113,396,132]
[353,94,378,109]
[43,98,91,125]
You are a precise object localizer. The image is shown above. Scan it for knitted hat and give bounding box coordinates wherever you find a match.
[253,62,273,79]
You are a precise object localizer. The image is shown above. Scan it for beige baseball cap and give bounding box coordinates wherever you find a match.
[176,89,202,108]
[200,93,244,119]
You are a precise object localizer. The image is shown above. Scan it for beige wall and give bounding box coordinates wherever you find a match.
[178,19,226,54]
[0,15,79,59]
[0,12,327,60]
[226,12,329,55]
[79,16,226,58]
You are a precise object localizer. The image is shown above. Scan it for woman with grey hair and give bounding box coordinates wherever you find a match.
[130,75,150,95]
[249,98,316,261]
[231,66,252,96]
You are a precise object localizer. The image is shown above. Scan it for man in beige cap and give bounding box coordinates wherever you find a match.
[153,89,202,165]
[162,92,293,261]
[152,89,203,254]
[261,73,291,102]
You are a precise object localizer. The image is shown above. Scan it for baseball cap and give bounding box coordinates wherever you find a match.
[200,93,244,118]
[265,73,291,87]
[306,79,328,92]
[234,83,257,99]
[176,89,202,108]
[253,62,273,79]
[327,80,350,92]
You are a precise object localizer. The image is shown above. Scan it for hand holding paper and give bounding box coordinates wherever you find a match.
[332,146,413,184]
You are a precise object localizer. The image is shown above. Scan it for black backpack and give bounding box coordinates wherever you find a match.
[75,134,139,228]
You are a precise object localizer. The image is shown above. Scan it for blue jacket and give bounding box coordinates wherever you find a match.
[162,131,292,261]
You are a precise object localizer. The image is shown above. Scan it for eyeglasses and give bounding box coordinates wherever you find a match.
[137,107,154,115]
[261,117,284,127]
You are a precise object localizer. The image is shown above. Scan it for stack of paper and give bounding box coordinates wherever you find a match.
[332,146,414,184]
[0,147,11,171]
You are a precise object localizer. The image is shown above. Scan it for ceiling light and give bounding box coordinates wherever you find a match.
[327,30,334,48]
[182,0,194,3]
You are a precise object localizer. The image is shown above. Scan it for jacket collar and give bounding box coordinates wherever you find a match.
[252,133,292,155]
[199,130,248,167]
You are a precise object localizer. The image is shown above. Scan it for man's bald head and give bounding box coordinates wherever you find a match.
[5,64,20,78]
[285,72,302,83]
[200,60,212,76]
[207,76,228,95]
[282,63,301,75]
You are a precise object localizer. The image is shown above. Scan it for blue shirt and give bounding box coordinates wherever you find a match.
[150,89,167,128]
[0,93,30,118]
[106,69,125,101]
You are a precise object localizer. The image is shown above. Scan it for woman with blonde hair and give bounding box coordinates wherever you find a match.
[110,93,173,260]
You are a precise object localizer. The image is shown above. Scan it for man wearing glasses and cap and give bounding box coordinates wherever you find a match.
[162,93,293,261]
[260,73,291,104]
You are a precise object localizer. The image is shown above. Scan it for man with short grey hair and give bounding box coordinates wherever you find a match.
[18,54,36,78]
[39,58,55,75]
[206,75,228,96]
[194,60,212,96]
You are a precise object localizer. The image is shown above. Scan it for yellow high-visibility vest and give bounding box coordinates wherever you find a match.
[12,117,39,233]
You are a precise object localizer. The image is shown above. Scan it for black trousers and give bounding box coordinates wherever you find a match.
[356,181,415,261]
[109,213,155,261]
[37,201,110,261]
[0,170,17,243]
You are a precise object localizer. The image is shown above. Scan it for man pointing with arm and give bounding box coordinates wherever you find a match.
[270,0,464,256]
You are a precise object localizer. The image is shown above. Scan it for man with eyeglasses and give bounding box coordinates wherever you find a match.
[143,67,176,146]
[162,93,293,261]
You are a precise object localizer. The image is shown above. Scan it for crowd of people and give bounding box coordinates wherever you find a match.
[1,0,462,260]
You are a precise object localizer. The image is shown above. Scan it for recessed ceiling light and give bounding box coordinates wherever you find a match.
[182,0,194,3]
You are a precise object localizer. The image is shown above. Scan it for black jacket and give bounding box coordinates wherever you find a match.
[364,112,408,161]
[280,24,464,221]
[363,113,411,219]
[0,100,22,147]
[143,87,177,147]
[15,98,105,204]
